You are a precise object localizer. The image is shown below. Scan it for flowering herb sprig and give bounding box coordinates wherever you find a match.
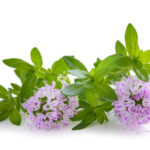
[62,24,150,130]
[0,48,70,126]
[0,23,150,131]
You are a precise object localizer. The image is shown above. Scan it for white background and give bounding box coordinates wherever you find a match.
[0,0,150,149]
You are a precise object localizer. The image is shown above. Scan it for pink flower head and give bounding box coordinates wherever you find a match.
[113,76,150,130]
[22,82,78,130]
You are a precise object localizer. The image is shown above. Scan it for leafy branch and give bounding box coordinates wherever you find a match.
[0,47,70,126]
[62,55,120,130]
[115,23,150,82]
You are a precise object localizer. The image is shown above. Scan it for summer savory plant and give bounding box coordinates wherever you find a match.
[0,23,150,131]
[0,48,72,127]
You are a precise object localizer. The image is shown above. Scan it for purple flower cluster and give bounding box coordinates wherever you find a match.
[113,76,150,130]
[22,82,78,130]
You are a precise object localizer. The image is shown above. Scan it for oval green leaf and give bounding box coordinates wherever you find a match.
[9,109,22,126]
[31,47,43,68]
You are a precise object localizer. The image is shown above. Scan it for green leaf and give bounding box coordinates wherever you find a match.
[96,102,113,112]
[133,67,149,82]
[116,56,133,67]
[9,109,22,126]
[63,56,88,71]
[31,47,43,68]
[0,85,9,99]
[144,64,150,74]
[62,84,85,96]
[133,61,149,82]
[36,78,45,88]
[95,83,117,101]
[11,83,21,91]
[106,68,129,82]
[97,112,108,124]
[51,57,69,75]
[55,80,63,89]
[10,83,21,95]
[74,78,90,85]
[34,70,45,78]
[20,74,37,101]
[94,54,121,80]
[3,58,34,71]
[11,89,19,95]
[85,89,98,107]
[115,40,127,56]
[68,70,90,78]
[139,50,150,64]
[94,58,101,68]
[45,74,56,85]
[71,109,92,121]
[14,69,27,84]
[78,100,91,108]
[96,113,104,124]
[72,114,96,130]
[125,23,140,58]
[0,101,11,121]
